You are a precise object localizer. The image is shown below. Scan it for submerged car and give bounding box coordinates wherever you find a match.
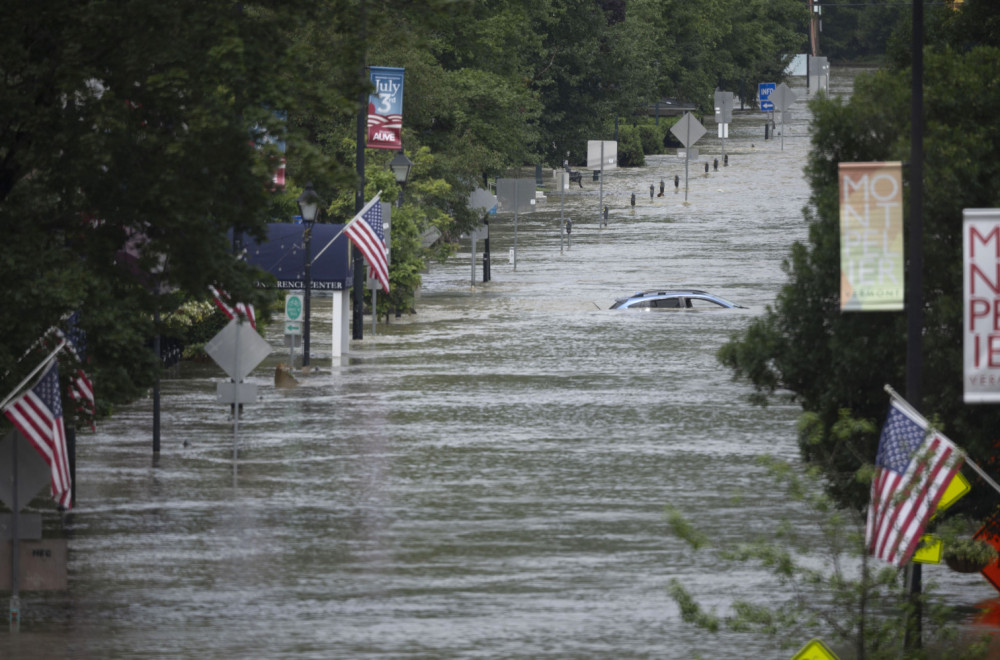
[609,289,746,310]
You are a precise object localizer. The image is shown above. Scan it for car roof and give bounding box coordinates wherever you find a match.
[630,289,709,297]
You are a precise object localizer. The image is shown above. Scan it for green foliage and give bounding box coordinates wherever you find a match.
[0,0,820,419]
[615,125,645,168]
[667,456,989,660]
[0,0,362,417]
[718,10,1000,518]
[665,505,711,550]
[637,121,671,156]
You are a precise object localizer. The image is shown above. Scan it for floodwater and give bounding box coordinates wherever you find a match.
[4,68,997,659]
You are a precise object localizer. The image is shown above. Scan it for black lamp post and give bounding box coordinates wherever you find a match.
[297,183,321,367]
[389,149,413,206]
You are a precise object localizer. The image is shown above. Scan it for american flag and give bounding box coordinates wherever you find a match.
[63,312,96,429]
[345,194,389,292]
[3,363,72,509]
[209,285,256,330]
[866,399,963,567]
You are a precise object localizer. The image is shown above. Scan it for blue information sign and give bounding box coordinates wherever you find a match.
[759,82,776,112]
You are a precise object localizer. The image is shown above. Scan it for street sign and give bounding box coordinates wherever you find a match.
[0,430,50,511]
[0,539,68,590]
[468,188,498,214]
[0,514,41,541]
[205,319,271,382]
[284,322,302,336]
[285,292,303,323]
[791,638,839,660]
[670,112,706,148]
[771,82,797,113]
[936,472,971,513]
[586,140,618,170]
[759,82,776,111]
[216,382,259,405]
[912,535,943,564]
[496,178,536,214]
[714,90,733,123]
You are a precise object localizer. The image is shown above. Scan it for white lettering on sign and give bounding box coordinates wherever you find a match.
[839,163,904,310]
[842,173,900,287]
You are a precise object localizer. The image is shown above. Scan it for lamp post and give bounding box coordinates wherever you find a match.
[389,149,413,206]
[297,183,321,367]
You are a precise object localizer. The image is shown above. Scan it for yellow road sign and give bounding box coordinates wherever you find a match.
[791,638,839,660]
[936,472,971,513]
[913,535,943,564]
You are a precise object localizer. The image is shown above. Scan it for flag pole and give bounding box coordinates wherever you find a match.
[1,328,60,380]
[311,191,382,266]
[0,339,67,411]
[884,384,1000,497]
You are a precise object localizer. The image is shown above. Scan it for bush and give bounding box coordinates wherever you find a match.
[616,125,644,167]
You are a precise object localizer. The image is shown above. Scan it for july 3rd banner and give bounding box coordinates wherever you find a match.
[367,66,404,150]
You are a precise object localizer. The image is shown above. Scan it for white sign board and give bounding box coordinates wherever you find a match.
[586,141,618,170]
[964,210,1000,403]
[216,382,259,405]
[205,319,271,382]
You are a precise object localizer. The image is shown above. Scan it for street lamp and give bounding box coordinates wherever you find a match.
[389,149,413,206]
[297,182,322,367]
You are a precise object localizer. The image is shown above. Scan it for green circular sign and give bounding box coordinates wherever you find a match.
[286,295,303,321]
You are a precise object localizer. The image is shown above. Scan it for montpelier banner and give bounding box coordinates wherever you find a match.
[839,162,904,311]
[367,66,404,150]
[963,209,1000,403]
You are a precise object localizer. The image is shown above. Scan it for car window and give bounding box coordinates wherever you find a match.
[630,300,654,308]
[653,297,681,309]
[686,297,727,309]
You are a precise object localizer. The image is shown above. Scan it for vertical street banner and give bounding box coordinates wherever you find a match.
[964,209,1000,403]
[839,162,904,311]
[367,66,404,150]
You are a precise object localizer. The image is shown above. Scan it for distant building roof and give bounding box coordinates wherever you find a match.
[643,98,697,116]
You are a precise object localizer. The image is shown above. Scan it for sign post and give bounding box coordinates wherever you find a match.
[205,319,271,465]
[285,292,303,367]
[587,140,617,226]
[770,83,798,151]
[670,113,707,203]
[714,90,734,162]
[0,430,67,629]
[496,178,535,270]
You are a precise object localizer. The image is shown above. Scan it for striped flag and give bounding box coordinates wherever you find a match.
[345,194,389,292]
[3,363,72,509]
[62,312,96,429]
[866,399,964,567]
[209,285,256,330]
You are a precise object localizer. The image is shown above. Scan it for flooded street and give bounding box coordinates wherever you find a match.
[5,68,996,659]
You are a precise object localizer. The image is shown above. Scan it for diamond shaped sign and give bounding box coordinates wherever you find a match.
[0,429,50,511]
[670,112,706,148]
[205,319,272,381]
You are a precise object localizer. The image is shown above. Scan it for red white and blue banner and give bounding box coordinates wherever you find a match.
[367,66,405,150]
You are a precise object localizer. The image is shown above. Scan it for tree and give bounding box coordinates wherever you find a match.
[718,1,1000,517]
[0,1,365,415]
[667,456,991,659]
